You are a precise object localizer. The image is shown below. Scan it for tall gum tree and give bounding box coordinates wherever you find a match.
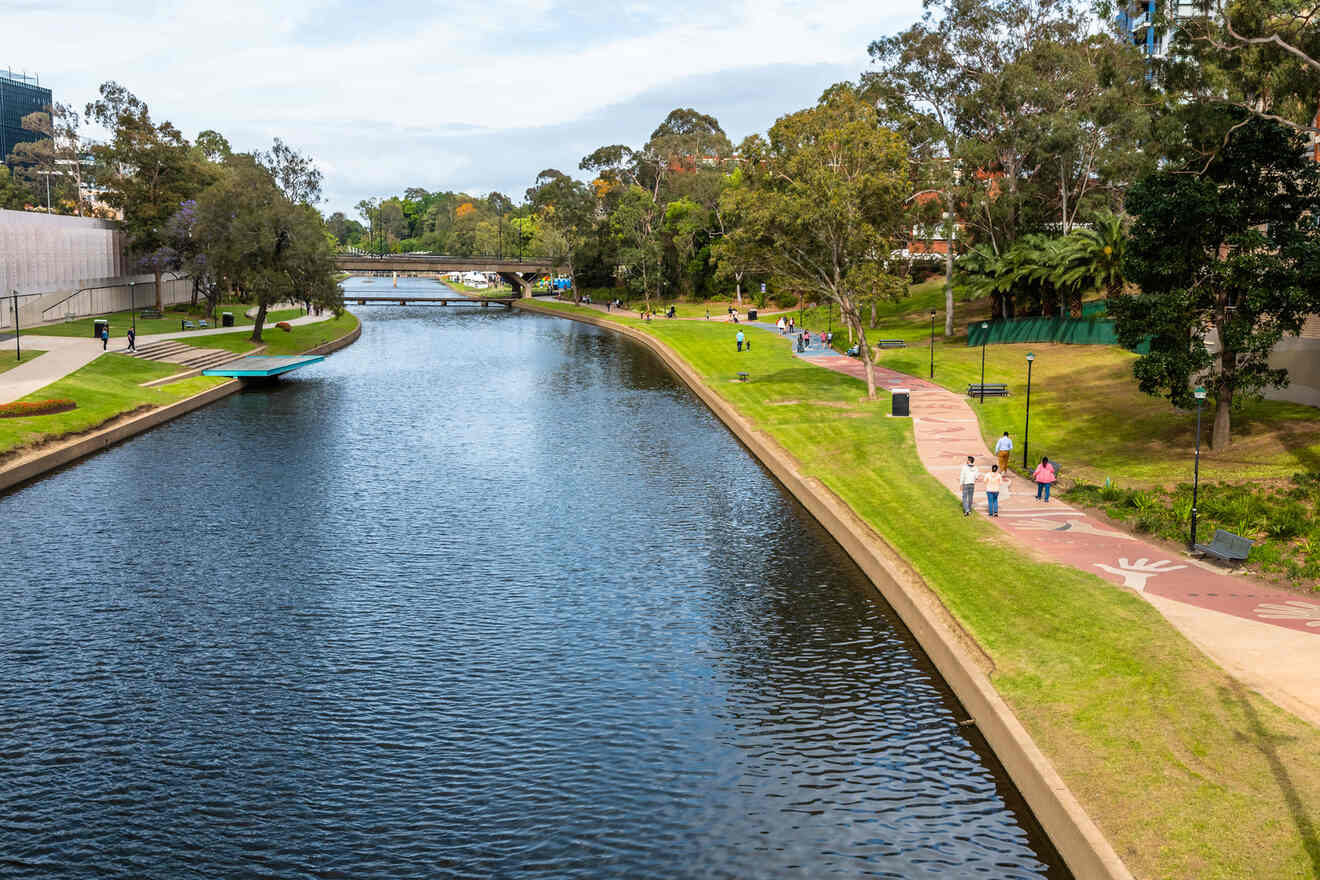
[736,86,909,399]
[1113,116,1320,449]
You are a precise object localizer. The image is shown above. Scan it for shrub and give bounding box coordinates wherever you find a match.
[0,398,77,418]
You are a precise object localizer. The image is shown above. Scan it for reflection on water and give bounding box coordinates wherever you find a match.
[0,278,1068,878]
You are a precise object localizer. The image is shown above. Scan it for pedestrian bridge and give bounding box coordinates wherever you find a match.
[333,254,553,298]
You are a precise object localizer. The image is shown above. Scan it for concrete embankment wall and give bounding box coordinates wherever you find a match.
[514,301,1133,880]
[0,208,192,329]
[0,319,362,493]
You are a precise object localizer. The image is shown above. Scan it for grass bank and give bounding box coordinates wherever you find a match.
[0,354,225,457]
[0,350,46,375]
[30,303,303,338]
[177,311,359,356]
[523,298,1320,880]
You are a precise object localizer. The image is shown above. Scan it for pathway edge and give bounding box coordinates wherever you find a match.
[516,300,1133,880]
[0,318,362,493]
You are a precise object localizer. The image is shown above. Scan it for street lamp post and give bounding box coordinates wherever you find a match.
[1023,352,1035,469]
[978,321,989,404]
[929,309,937,379]
[10,290,19,362]
[1190,386,1207,550]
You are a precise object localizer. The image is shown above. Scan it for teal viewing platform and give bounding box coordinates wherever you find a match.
[202,355,325,378]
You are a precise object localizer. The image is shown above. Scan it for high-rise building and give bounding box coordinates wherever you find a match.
[1116,1,1204,59]
[1,68,52,165]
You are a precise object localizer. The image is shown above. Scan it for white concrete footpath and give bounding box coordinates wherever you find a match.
[0,310,334,404]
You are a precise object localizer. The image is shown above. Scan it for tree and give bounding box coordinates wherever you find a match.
[0,166,34,210]
[257,138,322,205]
[611,185,665,307]
[711,166,769,306]
[7,102,89,215]
[1112,117,1320,449]
[526,169,593,301]
[735,86,909,399]
[194,155,340,343]
[85,82,211,310]
[1053,210,1126,306]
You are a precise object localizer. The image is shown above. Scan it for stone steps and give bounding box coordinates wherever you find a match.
[130,340,245,370]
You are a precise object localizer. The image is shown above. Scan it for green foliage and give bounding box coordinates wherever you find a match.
[1114,116,1320,447]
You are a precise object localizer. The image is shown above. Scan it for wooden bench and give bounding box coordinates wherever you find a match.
[1194,528,1253,563]
[138,309,162,320]
[967,383,1009,397]
[877,339,908,348]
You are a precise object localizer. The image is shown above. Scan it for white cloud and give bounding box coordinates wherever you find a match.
[2,0,922,214]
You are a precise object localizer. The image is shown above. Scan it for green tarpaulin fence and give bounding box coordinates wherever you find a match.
[967,315,1149,352]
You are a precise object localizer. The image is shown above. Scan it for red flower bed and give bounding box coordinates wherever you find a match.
[276,321,292,332]
[0,398,77,418]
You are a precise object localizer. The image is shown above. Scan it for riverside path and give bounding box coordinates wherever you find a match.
[730,317,1320,728]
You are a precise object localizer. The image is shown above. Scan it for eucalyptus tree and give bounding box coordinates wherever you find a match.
[7,102,88,215]
[734,86,909,399]
[85,82,213,310]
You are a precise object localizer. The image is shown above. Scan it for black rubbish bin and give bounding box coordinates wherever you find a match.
[221,312,234,327]
[748,309,758,321]
[892,387,910,417]
[93,319,108,339]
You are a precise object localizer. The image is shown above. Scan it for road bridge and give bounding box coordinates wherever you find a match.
[334,254,552,298]
[346,295,516,309]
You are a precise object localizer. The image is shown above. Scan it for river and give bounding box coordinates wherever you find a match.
[0,277,1068,878]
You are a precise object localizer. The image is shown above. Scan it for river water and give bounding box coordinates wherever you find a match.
[0,277,1067,878]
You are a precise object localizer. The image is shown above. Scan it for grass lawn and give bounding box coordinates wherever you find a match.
[0,354,227,457]
[0,350,46,374]
[30,304,303,338]
[177,310,359,356]
[521,298,1320,880]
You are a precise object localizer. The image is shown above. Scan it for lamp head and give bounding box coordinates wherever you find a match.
[930,310,936,318]
[1194,386,1207,400]
[981,322,988,329]
[1026,352,1035,362]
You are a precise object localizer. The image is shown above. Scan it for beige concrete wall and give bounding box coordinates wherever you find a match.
[0,208,193,329]
[1265,336,1320,408]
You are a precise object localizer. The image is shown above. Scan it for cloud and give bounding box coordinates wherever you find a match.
[2,0,922,215]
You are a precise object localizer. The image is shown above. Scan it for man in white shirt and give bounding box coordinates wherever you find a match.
[958,456,980,516]
[995,431,1013,472]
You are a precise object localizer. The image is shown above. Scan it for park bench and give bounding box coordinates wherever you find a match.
[877,339,908,348]
[138,308,162,320]
[181,320,195,330]
[1194,528,1253,564]
[737,372,749,382]
[198,319,209,328]
[967,383,1009,397]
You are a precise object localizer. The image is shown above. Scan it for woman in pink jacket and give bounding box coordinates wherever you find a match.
[1032,456,1056,502]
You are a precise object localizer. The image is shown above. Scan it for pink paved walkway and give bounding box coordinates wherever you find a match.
[766,333,1320,726]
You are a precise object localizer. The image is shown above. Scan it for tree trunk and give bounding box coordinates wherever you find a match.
[154,268,163,312]
[870,299,877,329]
[250,302,268,344]
[735,277,743,306]
[854,316,878,400]
[943,189,955,337]
[1211,388,1232,450]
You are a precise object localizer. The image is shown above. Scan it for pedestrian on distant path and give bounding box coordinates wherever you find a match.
[126,327,136,352]
[819,330,826,347]
[796,333,805,353]
[736,329,745,352]
[706,308,710,320]
[1033,457,1056,502]
[101,326,109,350]
[985,464,1006,517]
[777,316,785,334]
[995,431,1013,472]
[788,317,794,334]
[959,455,981,516]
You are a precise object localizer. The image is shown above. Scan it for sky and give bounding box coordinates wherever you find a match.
[3,0,925,218]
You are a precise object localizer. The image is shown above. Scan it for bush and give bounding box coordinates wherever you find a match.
[0,398,77,418]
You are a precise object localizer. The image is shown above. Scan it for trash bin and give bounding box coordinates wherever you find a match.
[892,387,910,417]
[221,312,234,327]
[93,319,108,338]
[748,309,758,321]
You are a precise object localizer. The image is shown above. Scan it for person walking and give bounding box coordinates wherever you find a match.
[985,464,1006,517]
[736,329,745,352]
[788,317,794,334]
[959,455,981,516]
[995,431,1013,472]
[776,316,785,334]
[1033,456,1056,502]
[126,327,136,353]
[100,326,109,351]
